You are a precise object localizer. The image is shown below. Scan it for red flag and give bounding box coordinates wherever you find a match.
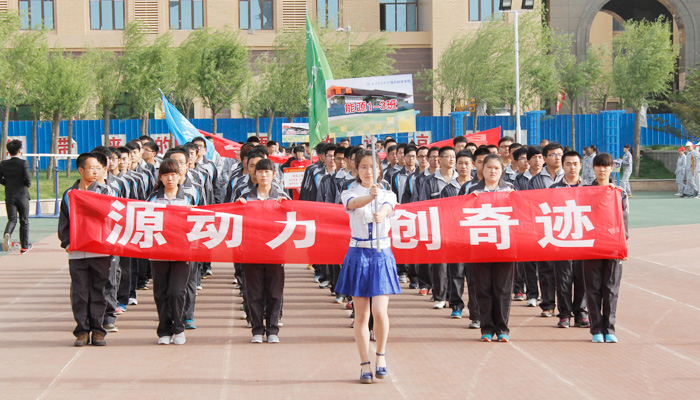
[198,130,242,159]
[429,127,502,148]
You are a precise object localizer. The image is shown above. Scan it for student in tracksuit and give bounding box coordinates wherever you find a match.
[414,146,440,296]
[513,146,543,307]
[441,150,477,324]
[237,158,289,343]
[683,143,696,197]
[529,142,565,318]
[509,146,528,301]
[58,152,113,347]
[390,145,418,284]
[675,147,687,196]
[620,145,633,197]
[165,148,206,331]
[548,151,590,329]
[148,159,196,345]
[400,146,430,289]
[583,152,629,343]
[418,146,458,309]
[467,153,516,342]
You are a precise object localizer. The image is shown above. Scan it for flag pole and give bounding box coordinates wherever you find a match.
[371,136,381,252]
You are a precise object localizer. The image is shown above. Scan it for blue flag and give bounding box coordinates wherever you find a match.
[161,93,216,160]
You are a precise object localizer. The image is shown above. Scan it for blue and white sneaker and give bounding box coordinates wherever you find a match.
[450,309,463,319]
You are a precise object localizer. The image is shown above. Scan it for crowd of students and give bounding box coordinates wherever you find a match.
[57,133,629,379]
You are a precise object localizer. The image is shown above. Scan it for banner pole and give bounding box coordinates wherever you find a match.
[371,136,381,252]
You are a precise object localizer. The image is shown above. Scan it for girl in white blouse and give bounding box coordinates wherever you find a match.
[336,150,401,384]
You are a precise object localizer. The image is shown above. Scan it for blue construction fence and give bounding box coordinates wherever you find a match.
[0,112,690,170]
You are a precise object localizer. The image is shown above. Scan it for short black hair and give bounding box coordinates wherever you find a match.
[139,135,153,142]
[294,145,305,153]
[543,142,563,157]
[466,142,477,148]
[164,148,189,161]
[125,142,140,151]
[593,152,613,167]
[247,151,266,162]
[526,146,543,160]
[117,146,130,156]
[562,150,582,164]
[509,142,522,152]
[266,140,278,147]
[453,136,468,145]
[473,147,491,158]
[246,136,260,143]
[253,144,269,156]
[90,151,108,167]
[324,144,337,155]
[76,153,98,169]
[108,146,121,158]
[428,146,440,156]
[192,136,206,146]
[438,146,455,157]
[340,137,350,143]
[404,145,418,155]
[498,136,515,145]
[387,145,398,154]
[182,142,198,155]
[512,147,528,162]
[456,150,474,162]
[127,139,142,149]
[6,139,22,156]
[143,141,159,153]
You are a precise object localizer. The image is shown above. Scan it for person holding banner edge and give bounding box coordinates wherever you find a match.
[336,150,401,384]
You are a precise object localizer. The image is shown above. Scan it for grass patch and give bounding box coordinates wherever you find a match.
[631,157,675,179]
[0,170,80,201]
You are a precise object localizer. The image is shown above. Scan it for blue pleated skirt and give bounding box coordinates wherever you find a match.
[335,247,402,298]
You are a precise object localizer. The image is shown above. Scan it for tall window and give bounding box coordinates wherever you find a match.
[317,0,339,29]
[469,0,501,21]
[18,0,54,30]
[90,1,125,30]
[239,0,273,30]
[170,0,204,30]
[380,0,417,32]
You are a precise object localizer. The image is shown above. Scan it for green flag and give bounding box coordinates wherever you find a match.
[306,15,334,150]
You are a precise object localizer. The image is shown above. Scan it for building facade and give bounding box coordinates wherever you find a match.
[1,1,696,117]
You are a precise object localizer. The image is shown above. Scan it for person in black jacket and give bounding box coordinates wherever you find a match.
[1,140,32,253]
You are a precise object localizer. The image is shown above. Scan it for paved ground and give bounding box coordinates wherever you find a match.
[1,193,699,399]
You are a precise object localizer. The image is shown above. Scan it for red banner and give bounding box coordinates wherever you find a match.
[69,186,627,264]
[430,126,502,148]
[198,130,241,159]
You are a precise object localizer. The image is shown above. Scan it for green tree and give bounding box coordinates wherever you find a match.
[612,17,678,176]
[84,48,124,146]
[669,64,700,140]
[121,22,176,136]
[0,12,46,159]
[552,38,605,150]
[182,27,249,135]
[416,43,463,117]
[171,42,199,118]
[39,50,92,178]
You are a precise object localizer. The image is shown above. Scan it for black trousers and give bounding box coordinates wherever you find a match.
[473,262,515,336]
[244,264,285,336]
[448,263,480,321]
[417,263,432,290]
[69,256,111,337]
[582,259,622,335]
[184,262,199,320]
[514,263,525,294]
[396,264,408,276]
[4,195,29,248]
[523,261,539,300]
[327,264,341,292]
[151,260,190,337]
[431,263,449,301]
[117,256,131,305]
[538,261,556,312]
[103,256,120,325]
[137,258,150,286]
[554,260,588,319]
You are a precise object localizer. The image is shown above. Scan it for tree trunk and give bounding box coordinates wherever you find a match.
[439,99,446,117]
[103,104,111,146]
[211,108,217,135]
[255,116,260,134]
[31,113,38,176]
[140,111,149,136]
[66,119,73,178]
[634,108,642,178]
[1,106,9,161]
[47,110,62,181]
[184,102,192,119]
[266,108,275,139]
[472,104,479,134]
[570,98,576,151]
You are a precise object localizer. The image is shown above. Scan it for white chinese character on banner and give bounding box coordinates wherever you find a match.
[536,200,595,248]
[266,212,315,249]
[186,212,243,249]
[460,204,519,250]
[106,200,167,248]
[391,207,441,250]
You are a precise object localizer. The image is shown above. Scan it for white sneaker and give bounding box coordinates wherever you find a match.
[173,332,186,345]
[240,311,247,320]
[128,298,138,306]
[251,334,263,343]
[526,298,537,307]
[196,285,202,290]
[333,295,345,303]
[398,274,408,283]
[2,233,10,252]
[158,336,171,345]
[675,193,682,196]
[267,335,280,343]
[433,301,446,309]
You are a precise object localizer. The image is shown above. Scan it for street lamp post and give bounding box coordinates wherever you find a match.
[499,0,534,144]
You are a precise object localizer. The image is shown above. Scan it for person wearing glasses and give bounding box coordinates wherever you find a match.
[58,152,113,347]
[529,143,565,319]
[418,146,457,308]
[498,136,515,180]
